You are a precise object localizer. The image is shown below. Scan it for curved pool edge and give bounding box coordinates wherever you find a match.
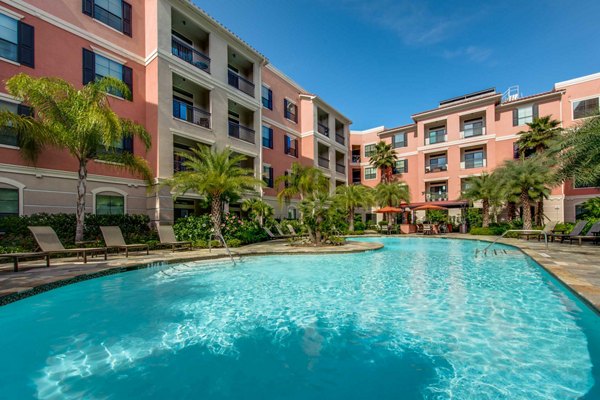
[0,240,385,306]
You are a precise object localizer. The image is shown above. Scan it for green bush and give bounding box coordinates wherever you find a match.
[209,240,221,248]
[354,221,366,231]
[227,238,242,248]
[349,230,364,235]
[173,213,267,245]
[465,208,483,228]
[469,226,507,236]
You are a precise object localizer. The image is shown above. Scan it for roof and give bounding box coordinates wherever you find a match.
[379,123,416,137]
[411,93,502,120]
[497,90,564,107]
[439,88,496,107]
[555,71,600,89]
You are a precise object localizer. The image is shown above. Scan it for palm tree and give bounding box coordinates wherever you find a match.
[165,146,263,238]
[299,192,332,245]
[241,198,273,227]
[460,173,499,228]
[559,115,600,187]
[333,184,374,231]
[0,74,152,242]
[496,157,554,230]
[374,182,410,224]
[369,141,397,183]
[275,162,328,203]
[516,115,562,156]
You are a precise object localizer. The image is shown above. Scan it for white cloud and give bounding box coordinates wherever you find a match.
[443,46,493,63]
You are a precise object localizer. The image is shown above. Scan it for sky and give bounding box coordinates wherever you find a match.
[194,0,600,130]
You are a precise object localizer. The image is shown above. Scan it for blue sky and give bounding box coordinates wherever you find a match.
[194,0,600,130]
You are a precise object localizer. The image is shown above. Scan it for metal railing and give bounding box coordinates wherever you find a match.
[318,156,330,168]
[335,132,345,145]
[425,193,448,202]
[317,122,329,136]
[480,229,548,252]
[336,162,346,174]
[463,159,486,169]
[425,164,447,173]
[351,154,361,163]
[426,133,446,145]
[285,146,298,157]
[228,70,255,97]
[228,120,255,144]
[462,126,484,138]
[171,36,211,73]
[208,232,237,266]
[173,155,189,172]
[172,99,211,129]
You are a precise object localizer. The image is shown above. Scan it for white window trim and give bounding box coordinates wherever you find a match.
[284,98,298,124]
[364,167,377,180]
[90,45,128,65]
[0,177,25,216]
[571,95,600,121]
[0,5,24,20]
[516,105,534,126]
[91,187,128,215]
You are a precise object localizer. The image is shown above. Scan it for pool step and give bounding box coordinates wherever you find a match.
[475,248,521,257]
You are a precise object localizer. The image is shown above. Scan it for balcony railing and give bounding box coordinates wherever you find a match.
[335,131,345,145]
[426,133,446,145]
[285,146,298,157]
[172,99,210,129]
[425,193,448,202]
[336,162,346,174]
[173,155,190,173]
[461,159,487,169]
[171,36,211,73]
[352,180,362,185]
[317,122,329,136]
[425,164,448,173]
[228,120,255,144]
[228,70,255,97]
[351,154,361,163]
[318,156,330,168]
[461,126,485,138]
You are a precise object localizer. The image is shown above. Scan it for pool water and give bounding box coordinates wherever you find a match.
[0,237,598,399]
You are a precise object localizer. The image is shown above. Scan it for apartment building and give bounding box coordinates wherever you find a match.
[0,0,350,222]
[350,72,600,222]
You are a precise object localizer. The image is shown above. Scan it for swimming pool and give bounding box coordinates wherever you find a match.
[0,237,598,399]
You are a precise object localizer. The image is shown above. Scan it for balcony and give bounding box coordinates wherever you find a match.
[425,164,448,173]
[336,162,346,174]
[425,133,447,145]
[351,154,361,163]
[318,156,330,168]
[171,36,211,73]
[460,126,485,139]
[335,132,345,145]
[317,122,329,137]
[425,192,448,202]
[228,70,255,97]
[172,99,210,129]
[285,146,298,157]
[461,159,487,169]
[228,121,255,144]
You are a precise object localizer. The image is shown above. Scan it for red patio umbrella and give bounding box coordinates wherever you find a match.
[411,204,448,211]
[375,206,404,213]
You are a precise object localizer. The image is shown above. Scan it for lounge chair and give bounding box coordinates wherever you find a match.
[28,226,107,263]
[548,221,587,243]
[287,224,300,239]
[0,251,50,272]
[569,221,600,246]
[522,221,558,240]
[264,226,290,239]
[157,225,193,251]
[100,226,149,257]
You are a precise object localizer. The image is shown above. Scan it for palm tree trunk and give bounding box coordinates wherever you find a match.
[315,216,322,245]
[349,208,355,231]
[482,199,490,228]
[535,199,544,226]
[521,191,532,230]
[75,159,88,242]
[506,201,516,222]
[210,196,223,240]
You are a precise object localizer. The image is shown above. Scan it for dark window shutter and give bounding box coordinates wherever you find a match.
[284,98,288,118]
[17,22,34,68]
[512,109,518,126]
[82,49,96,85]
[532,104,539,119]
[82,0,93,16]
[122,1,132,37]
[17,104,32,116]
[122,65,133,100]
[122,136,133,153]
[404,159,408,173]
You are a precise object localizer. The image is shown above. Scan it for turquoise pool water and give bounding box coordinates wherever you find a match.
[0,237,598,399]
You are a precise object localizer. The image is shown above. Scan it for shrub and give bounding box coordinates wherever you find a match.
[354,221,366,231]
[465,208,483,228]
[173,214,268,245]
[209,240,221,248]
[350,230,364,235]
[469,226,507,236]
[226,239,242,248]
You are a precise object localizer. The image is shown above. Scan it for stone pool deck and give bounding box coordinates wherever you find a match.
[0,235,599,312]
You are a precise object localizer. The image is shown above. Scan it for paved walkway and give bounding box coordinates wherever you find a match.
[1,235,599,312]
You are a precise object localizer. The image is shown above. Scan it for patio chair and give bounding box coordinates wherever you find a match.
[28,226,107,263]
[422,224,433,235]
[100,226,149,257]
[416,224,424,234]
[287,224,301,239]
[157,225,193,251]
[521,221,558,240]
[569,221,600,246]
[0,251,50,272]
[264,226,291,239]
[548,221,586,243]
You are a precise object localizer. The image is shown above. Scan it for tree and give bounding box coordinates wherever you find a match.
[496,157,554,230]
[0,74,152,242]
[275,162,328,203]
[369,141,398,183]
[333,184,374,231]
[516,115,562,156]
[165,146,263,239]
[241,198,273,227]
[461,173,499,228]
[581,197,600,219]
[558,115,600,187]
[299,192,332,245]
[374,182,410,223]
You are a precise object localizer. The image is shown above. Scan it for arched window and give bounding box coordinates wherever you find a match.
[0,178,24,218]
[92,188,127,215]
[287,206,297,220]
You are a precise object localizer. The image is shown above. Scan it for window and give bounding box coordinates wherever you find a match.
[262,125,273,149]
[263,165,274,188]
[0,188,18,217]
[463,118,483,138]
[461,178,473,193]
[0,13,34,67]
[284,99,297,123]
[575,204,586,220]
[0,100,32,147]
[427,183,447,201]
[427,127,446,144]
[288,206,297,220]
[83,49,133,100]
[573,98,599,119]
[427,154,447,172]
[394,159,408,174]
[96,193,124,215]
[261,86,272,110]
[83,0,132,36]
[464,149,485,169]
[392,132,407,148]
[284,135,298,157]
[513,104,538,126]
[364,144,376,157]
[365,167,376,180]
